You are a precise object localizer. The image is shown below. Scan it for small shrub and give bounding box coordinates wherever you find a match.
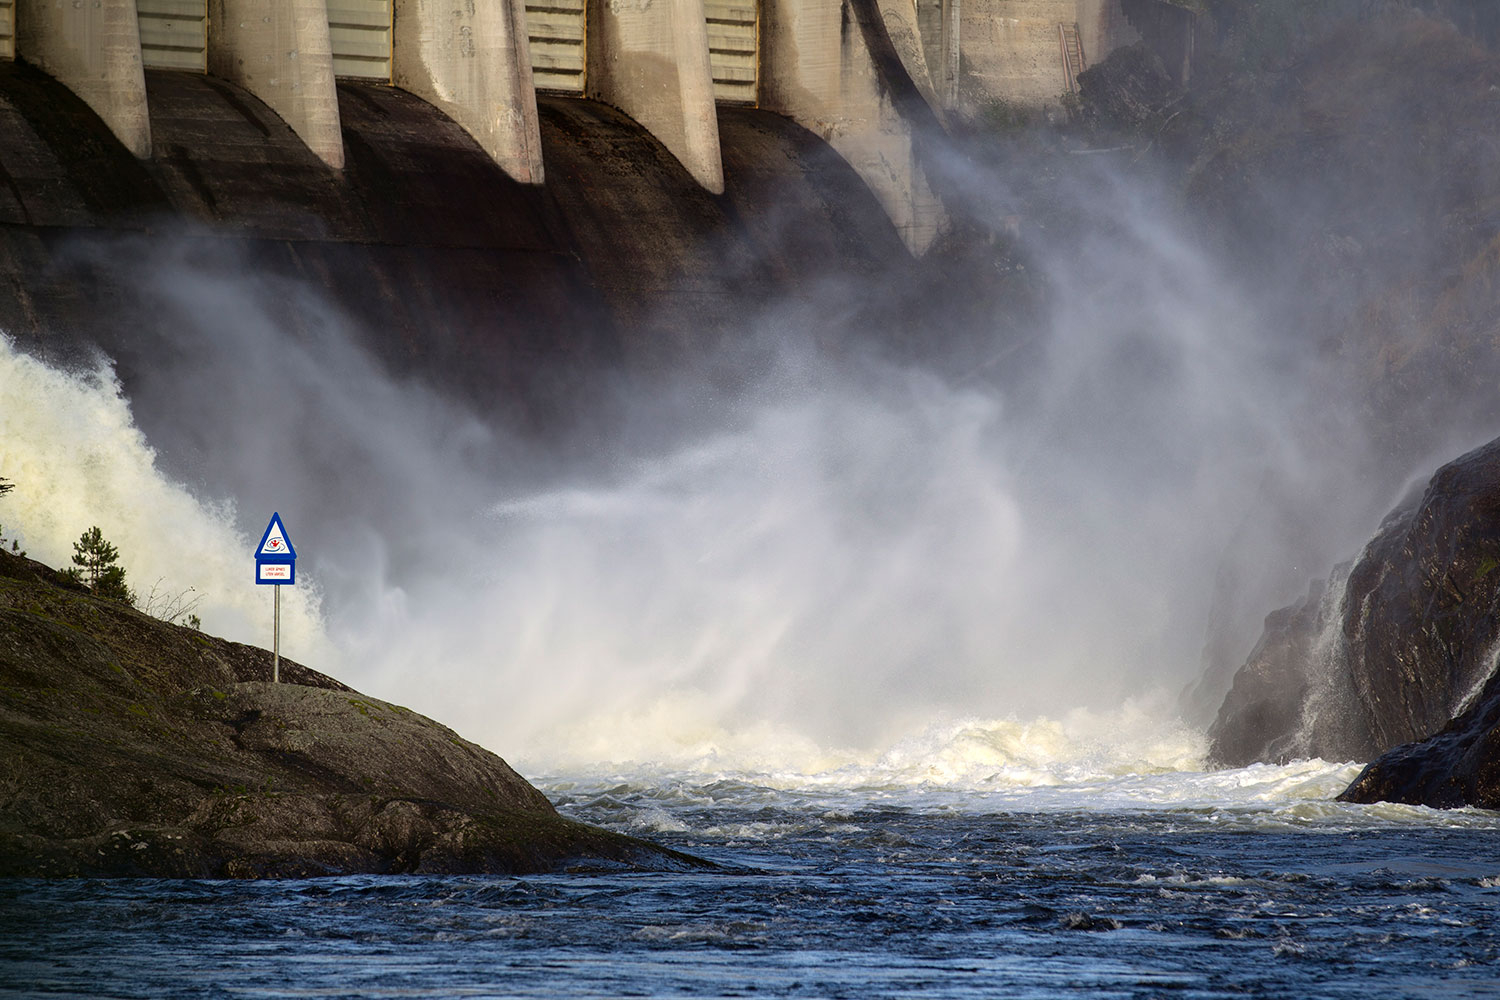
[139,578,205,628]
[0,526,23,558]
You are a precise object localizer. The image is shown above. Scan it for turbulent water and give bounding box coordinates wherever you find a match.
[7,344,1500,999]
[7,751,1500,999]
[5,190,1500,994]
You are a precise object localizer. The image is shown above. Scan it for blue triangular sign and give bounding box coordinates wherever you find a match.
[256,513,297,560]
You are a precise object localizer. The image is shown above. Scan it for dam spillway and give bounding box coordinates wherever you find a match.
[0,59,910,424]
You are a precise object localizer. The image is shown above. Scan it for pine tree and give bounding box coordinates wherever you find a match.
[71,526,131,603]
[0,478,19,557]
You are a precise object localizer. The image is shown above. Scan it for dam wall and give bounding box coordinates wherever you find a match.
[0,60,908,428]
[0,0,1193,254]
[949,0,1141,114]
[0,0,957,249]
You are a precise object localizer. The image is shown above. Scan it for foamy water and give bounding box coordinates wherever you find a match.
[7,331,1496,840]
[533,707,1500,833]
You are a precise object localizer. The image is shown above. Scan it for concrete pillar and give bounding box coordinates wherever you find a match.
[915,0,962,106]
[586,0,723,195]
[392,0,543,185]
[208,0,345,169]
[760,0,943,252]
[15,0,151,157]
[874,0,944,114]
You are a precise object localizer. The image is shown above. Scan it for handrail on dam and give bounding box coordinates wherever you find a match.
[5,0,1167,253]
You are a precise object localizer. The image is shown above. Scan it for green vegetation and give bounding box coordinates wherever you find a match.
[2,506,204,629]
[65,526,133,604]
[0,477,22,557]
[977,98,1036,134]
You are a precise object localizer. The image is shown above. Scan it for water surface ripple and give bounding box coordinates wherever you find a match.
[5,775,1500,999]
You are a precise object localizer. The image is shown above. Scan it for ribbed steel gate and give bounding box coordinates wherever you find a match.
[135,0,206,71]
[705,0,755,104]
[0,0,13,61]
[328,0,391,80]
[526,0,585,94]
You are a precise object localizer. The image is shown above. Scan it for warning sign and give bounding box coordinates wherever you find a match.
[254,513,297,586]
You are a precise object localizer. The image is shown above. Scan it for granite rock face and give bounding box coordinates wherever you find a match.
[1209,437,1500,777]
[0,550,699,877]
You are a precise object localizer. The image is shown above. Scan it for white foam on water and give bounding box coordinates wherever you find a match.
[534,697,1500,832]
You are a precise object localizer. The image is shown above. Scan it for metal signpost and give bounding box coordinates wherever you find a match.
[254,513,297,683]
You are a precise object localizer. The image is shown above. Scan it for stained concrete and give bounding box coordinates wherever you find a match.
[584,0,723,193]
[391,0,544,184]
[760,0,946,252]
[957,0,1140,112]
[207,0,345,169]
[13,0,151,157]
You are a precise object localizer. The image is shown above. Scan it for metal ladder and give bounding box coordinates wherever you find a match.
[1059,22,1086,93]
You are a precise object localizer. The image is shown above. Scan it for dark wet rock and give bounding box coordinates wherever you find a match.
[1338,663,1500,809]
[1076,42,1182,136]
[0,548,703,877]
[1209,437,1500,778]
[1206,576,1339,767]
[1059,912,1121,931]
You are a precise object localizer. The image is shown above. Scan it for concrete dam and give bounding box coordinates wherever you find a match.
[0,0,1179,423]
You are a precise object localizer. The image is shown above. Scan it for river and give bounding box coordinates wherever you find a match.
[5,756,1500,999]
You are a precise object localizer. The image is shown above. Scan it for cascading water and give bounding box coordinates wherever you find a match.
[0,163,1438,785]
[0,336,329,660]
[0,325,1394,801]
[1277,563,1357,762]
[5,143,1500,1000]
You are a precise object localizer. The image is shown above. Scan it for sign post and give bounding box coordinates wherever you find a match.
[254,513,297,683]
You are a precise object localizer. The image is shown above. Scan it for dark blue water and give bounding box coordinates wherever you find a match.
[4,774,1500,999]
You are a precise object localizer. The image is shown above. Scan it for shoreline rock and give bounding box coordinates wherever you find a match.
[1339,663,1500,809]
[1207,435,1500,809]
[0,549,704,877]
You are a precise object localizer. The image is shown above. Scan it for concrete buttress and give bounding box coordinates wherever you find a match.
[760,0,944,253]
[15,0,151,157]
[391,0,545,185]
[207,0,345,169]
[586,0,724,195]
[873,0,944,114]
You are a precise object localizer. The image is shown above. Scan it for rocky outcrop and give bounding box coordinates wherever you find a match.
[0,549,700,877]
[1339,664,1500,809]
[1204,576,1341,767]
[1210,436,1500,773]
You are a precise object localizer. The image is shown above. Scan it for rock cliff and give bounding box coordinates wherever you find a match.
[1208,436,1500,807]
[0,549,699,877]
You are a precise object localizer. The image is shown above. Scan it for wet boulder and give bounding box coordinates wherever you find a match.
[1339,665,1500,809]
[1209,436,1500,779]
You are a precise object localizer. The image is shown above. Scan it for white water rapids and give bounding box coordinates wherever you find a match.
[8,332,1496,833]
